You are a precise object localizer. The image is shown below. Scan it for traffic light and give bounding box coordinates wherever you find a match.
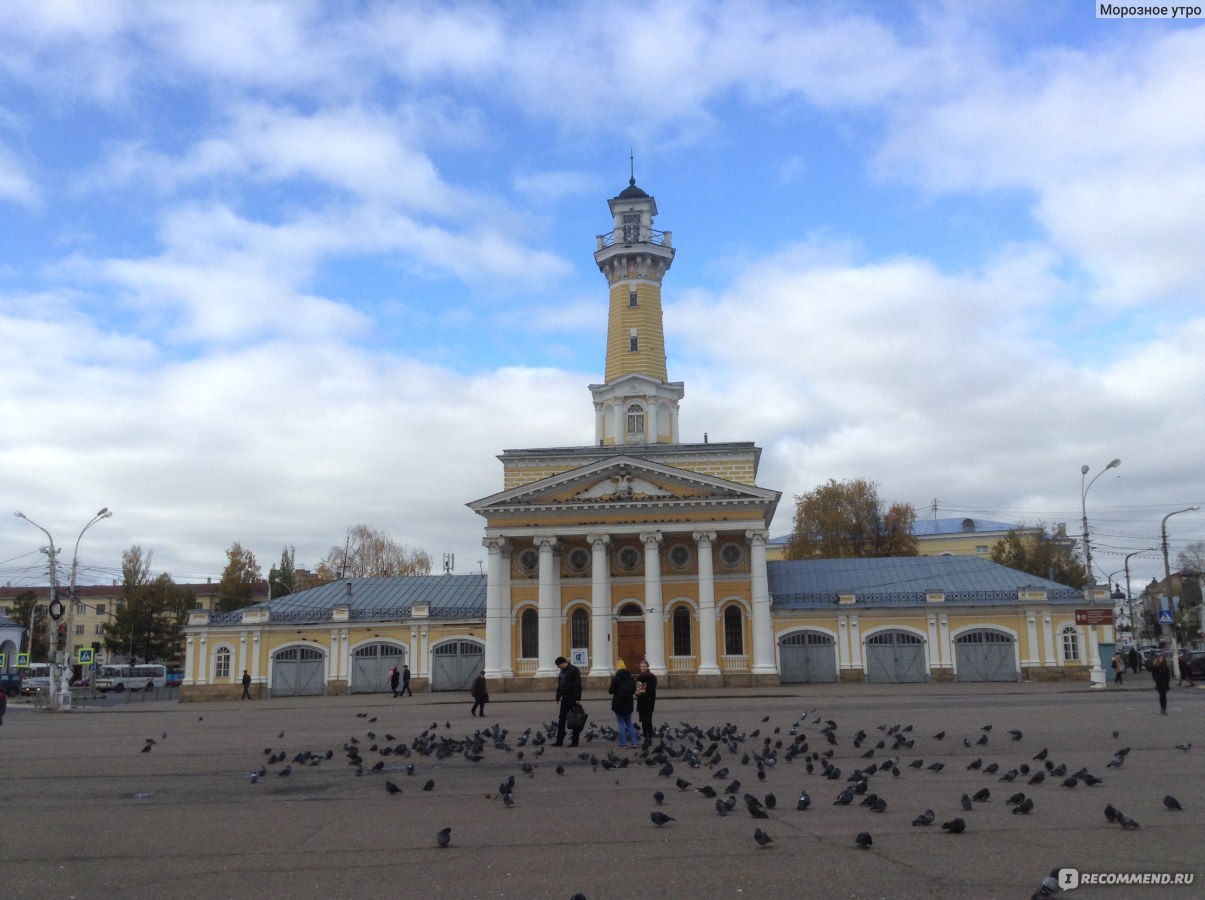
[91,641,101,654]
[56,625,67,651]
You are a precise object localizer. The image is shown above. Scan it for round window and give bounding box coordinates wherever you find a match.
[566,546,590,573]
[616,545,642,572]
[517,548,539,575]
[719,541,746,568]
[667,542,693,570]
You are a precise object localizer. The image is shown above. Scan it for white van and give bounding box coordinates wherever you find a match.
[19,663,51,695]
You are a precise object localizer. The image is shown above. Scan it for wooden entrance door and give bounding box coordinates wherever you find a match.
[617,620,645,668]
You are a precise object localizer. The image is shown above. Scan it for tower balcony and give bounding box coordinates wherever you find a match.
[596,228,673,250]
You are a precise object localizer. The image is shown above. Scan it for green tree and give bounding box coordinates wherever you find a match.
[104,549,194,665]
[989,524,1086,588]
[315,525,432,581]
[268,545,296,598]
[10,589,48,660]
[784,479,918,560]
[217,541,261,613]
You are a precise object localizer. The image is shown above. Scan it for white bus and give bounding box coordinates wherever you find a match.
[95,664,167,693]
[19,663,51,696]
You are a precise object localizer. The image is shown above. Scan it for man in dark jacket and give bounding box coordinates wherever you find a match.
[553,656,583,747]
[1152,653,1172,714]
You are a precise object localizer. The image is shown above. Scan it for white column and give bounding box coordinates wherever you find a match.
[937,614,950,677]
[251,633,260,683]
[499,543,513,676]
[483,537,506,678]
[535,537,560,677]
[197,635,208,685]
[588,534,612,676]
[1025,614,1039,667]
[641,532,667,675]
[747,530,776,675]
[836,615,849,673]
[1042,612,1056,668]
[694,531,719,675]
[184,635,196,686]
[613,403,625,446]
[848,616,863,671]
[647,400,659,443]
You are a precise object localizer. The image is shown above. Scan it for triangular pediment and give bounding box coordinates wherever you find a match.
[468,455,779,516]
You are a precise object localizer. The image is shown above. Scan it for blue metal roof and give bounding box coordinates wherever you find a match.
[208,574,486,626]
[769,556,1083,608]
[771,518,1027,544]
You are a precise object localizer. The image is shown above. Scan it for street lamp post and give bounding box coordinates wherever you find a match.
[1160,505,1200,680]
[14,512,60,708]
[1124,548,1157,647]
[62,508,113,707]
[1080,458,1121,688]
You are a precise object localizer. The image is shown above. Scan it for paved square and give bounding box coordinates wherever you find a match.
[3,682,1201,899]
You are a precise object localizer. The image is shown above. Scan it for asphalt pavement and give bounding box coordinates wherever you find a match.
[2,680,1201,899]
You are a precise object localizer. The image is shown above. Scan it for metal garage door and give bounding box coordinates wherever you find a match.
[270,646,326,696]
[778,631,838,683]
[430,641,483,691]
[350,642,408,694]
[954,630,1018,682]
[864,631,927,683]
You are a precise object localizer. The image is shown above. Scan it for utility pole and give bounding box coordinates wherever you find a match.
[14,512,60,708]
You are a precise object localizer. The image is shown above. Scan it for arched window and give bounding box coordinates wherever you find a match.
[724,606,744,656]
[215,646,231,681]
[521,609,539,659]
[571,608,589,649]
[1061,626,1080,662]
[626,403,645,438]
[672,607,692,657]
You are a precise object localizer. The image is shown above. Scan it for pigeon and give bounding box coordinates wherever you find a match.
[1033,748,1048,761]
[1104,804,1118,823]
[834,787,855,806]
[675,778,692,791]
[696,785,717,798]
[1012,797,1034,814]
[724,780,742,795]
[1008,730,1023,741]
[1028,771,1046,785]
[653,790,665,805]
[502,792,515,808]
[932,731,946,740]
[855,831,873,848]
[753,827,773,849]
[960,794,973,811]
[971,788,990,802]
[764,793,776,809]
[1000,770,1018,782]
[941,817,966,834]
[658,763,674,777]
[1032,868,1063,898]
[796,790,811,811]
[140,744,151,753]
[436,827,451,848]
[422,779,435,791]
[983,763,999,775]
[650,811,675,827]
[1174,743,1192,752]
[927,763,945,773]
[911,809,935,826]
[1006,792,1027,805]
[555,764,565,776]
[1163,795,1183,811]
[385,780,401,795]
[1116,809,1139,829]
[715,798,729,817]
[967,758,982,770]
[278,765,292,777]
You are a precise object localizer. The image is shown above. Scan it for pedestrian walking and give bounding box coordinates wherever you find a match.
[470,670,488,717]
[0,685,7,725]
[400,665,412,696]
[608,660,640,749]
[552,656,583,747]
[1152,653,1171,714]
[1127,646,1139,674]
[241,669,252,700]
[1111,652,1125,685]
[635,658,657,750]
[389,665,400,697]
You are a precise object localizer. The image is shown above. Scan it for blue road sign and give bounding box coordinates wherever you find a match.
[1157,609,1175,625]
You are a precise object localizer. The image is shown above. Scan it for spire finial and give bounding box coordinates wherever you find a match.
[629,149,635,186]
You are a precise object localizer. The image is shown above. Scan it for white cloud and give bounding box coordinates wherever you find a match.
[0,140,38,206]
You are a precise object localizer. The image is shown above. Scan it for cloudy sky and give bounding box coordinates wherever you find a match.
[2,1,1203,595]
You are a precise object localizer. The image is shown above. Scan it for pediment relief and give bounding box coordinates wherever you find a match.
[574,473,673,501]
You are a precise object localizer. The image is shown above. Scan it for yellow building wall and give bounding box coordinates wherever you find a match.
[605,281,667,383]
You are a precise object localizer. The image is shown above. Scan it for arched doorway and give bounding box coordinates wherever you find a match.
[864,631,927,683]
[954,630,1018,682]
[778,631,837,683]
[270,646,326,696]
[616,603,644,667]
[430,640,483,691]
[350,641,407,693]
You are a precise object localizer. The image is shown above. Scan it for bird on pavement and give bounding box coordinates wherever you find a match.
[1163,795,1183,811]
[911,809,935,826]
[436,827,451,849]
[855,831,873,849]
[385,780,401,795]
[941,817,966,834]
[753,827,773,849]
[650,811,675,827]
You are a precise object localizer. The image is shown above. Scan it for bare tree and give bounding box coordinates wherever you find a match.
[315,525,432,580]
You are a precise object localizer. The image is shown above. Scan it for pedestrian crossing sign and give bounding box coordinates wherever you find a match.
[16,653,30,667]
[77,648,94,664]
[1157,609,1175,625]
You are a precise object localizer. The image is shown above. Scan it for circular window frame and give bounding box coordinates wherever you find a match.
[616,544,642,572]
[516,548,539,575]
[667,542,693,570]
[566,546,590,574]
[718,540,746,569]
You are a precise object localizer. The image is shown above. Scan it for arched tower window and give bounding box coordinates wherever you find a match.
[571,607,589,650]
[521,609,539,659]
[626,404,645,439]
[724,606,744,656]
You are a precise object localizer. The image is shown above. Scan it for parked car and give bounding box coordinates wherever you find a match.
[0,673,21,697]
[1181,650,1205,678]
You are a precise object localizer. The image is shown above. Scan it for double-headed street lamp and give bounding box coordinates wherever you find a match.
[1124,547,1157,645]
[1160,505,1200,679]
[1080,458,1121,688]
[64,508,113,701]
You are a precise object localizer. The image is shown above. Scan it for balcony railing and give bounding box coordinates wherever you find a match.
[668,656,697,672]
[597,227,671,249]
[721,654,749,672]
[516,658,539,674]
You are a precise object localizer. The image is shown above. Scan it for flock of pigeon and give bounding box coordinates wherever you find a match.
[164,704,1192,899]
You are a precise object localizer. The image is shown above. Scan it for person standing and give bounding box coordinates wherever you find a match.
[0,685,7,725]
[1152,653,1171,714]
[470,670,488,718]
[635,658,658,750]
[400,665,412,697]
[1127,646,1140,675]
[1111,652,1125,685]
[608,660,639,749]
[1177,650,1196,687]
[389,665,400,697]
[241,669,252,700]
[553,656,583,747]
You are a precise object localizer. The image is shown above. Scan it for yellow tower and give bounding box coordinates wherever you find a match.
[589,174,684,446]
